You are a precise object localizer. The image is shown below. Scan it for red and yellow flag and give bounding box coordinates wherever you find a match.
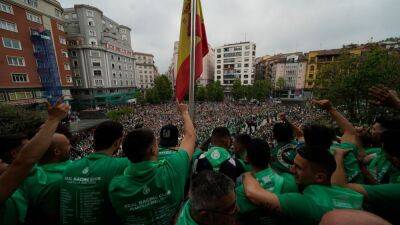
[176,0,209,102]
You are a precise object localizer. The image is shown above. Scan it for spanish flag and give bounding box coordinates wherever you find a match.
[176,0,209,102]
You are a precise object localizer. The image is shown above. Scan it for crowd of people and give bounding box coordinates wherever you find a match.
[0,85,399,225]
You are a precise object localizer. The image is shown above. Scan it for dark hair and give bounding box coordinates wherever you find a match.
[93,121,123,151]
[123,128,155,163]
[381,129,400,158]
[375,117,400,130]
[0,134,28,164]
[190,170,235,211]
[303,124,335,150]
[273,123,294,143]
[297,146,336,179]
[211,127,231,144]
[234,133,252,149]
[247,138,270,169]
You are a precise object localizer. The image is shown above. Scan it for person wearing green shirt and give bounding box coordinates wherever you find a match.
[158,124,180,160]
[332,129,400,224]
[236,138,298,225]
[176,170,237,225]
[108,102,196,225]
[232,133,252,172]
[0,99,70,225]
[243,145,363,225]
[270,122,298,174]
[312,99,364,183]
[61,121,130,225]
[21,133,71,225]
[194,127,245,182]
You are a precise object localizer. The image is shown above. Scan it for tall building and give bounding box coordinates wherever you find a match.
[214,42,256,86]
[133,52,158,89]
[63,4,136,106]
[305,49,341,89]
[167,41,215,87]
[0,0,72,105]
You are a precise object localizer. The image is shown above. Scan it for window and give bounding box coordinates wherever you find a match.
[126,80,128,86]
[73,60,78,67]
[0,20,18,32]
[244,75,248,78]
[112,72,116,78]
[9,92,33,101]
[57,24,64,31]
[26,12,41,23]
[94,79,103,86]
[86,10,95,17]
[112,80,117,85]
[24,0,38,8]
[217,70,221,74]
[0,2,13,14]
[66,76,72,83]
[0,93,5,102]
[93,70,102,76]
[2,38,22,50]
[72,13,77,19]
[62,51,68,58]
[55,9,62,18]
[59,37,66,45]
[89,39,97,46]
[64,63,70,70]
[112,63,115,69]
[7,56,25,66]
[92,59,101,67]
[71,51,77,57]
[11,73,28,83]
[118,65,122,70]
[244,64,249,67]
[217,76,221,79]
[90,50,100,57]
[89,30,96,37]
[217,49,221,53]
[64,14,69,19]
[217,55,221,58]
[244,80,248,84]
[88,18,95,27]
[122,35,127,41]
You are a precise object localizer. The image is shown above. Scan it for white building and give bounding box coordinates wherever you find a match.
[134,52,158,89]
[214,42,256,86]
[167,41,215,87]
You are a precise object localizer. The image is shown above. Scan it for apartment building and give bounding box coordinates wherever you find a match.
[134,52,158,89]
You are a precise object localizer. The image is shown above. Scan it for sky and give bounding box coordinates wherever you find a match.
[59,0,400,73]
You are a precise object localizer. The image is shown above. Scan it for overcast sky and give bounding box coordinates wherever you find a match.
[59,0,400,73]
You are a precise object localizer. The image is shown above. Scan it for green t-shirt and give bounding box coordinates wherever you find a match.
[329,142,363,183]
[175,201,198,225]
[21,161,71,224]
[201,147,231,170]
[0,189,27,225]
[236,168,298,213]
[192,149,203,161]
[60,153,130,225]
[278,185,363,225]
[109,150,190,225]
[363,184,400,224]
[270,141,297,174]
[158,147,179,160]
[367,148,400,184]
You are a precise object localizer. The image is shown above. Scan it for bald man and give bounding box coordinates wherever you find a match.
[320,210,391,225]
[21,133,72,225]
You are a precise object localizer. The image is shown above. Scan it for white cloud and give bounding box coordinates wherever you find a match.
[60,0,400,73]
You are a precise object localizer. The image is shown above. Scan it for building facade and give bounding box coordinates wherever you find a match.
[134,52,158,89]
[167,41,215,87]
[0,0,72,105]
[63,4,135,106]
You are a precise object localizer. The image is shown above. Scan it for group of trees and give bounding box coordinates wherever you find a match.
[138,76,173,104]
[195,81,224,102]
[106,107,134,121]
[314,46,400,124]
[0,104,45,136]
[232,79,272,101]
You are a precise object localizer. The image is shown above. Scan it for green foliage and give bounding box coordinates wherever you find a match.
[0,104,45,136]
[136,91,146,105]
[196,86,207,101]
[276,77,286,90]
[252,80,272,101]
[145,88,161,104]
[106,107,134,121]
[206,81,224,102]
[232,79,271,101]
[314,46,400,123]
[153,76,173,102]
[232,79,245,100]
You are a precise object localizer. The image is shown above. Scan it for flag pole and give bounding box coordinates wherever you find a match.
[189,0,197,120]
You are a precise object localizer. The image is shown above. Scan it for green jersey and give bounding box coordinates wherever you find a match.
[158,147,179,160]
[329,142,363,183]
[21,161,71,224]
[109,150,190,225]
[367,148,400,183]
[175,202,198,225]
[363,184,400,224]
[60,153,130,225]
[236,168,297,213]
[0,189,27,225]
[270,141,297,174]
[278,185,363,225]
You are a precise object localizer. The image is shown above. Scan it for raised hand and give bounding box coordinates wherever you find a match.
[176,100,189,115]
[369,85,400,109]
[45,97,70,121]
[311,99,333,111]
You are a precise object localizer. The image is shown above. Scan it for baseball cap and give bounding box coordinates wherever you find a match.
[159,124,179,148]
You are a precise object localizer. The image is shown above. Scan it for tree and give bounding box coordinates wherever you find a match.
[314,46,400,123]
[206,81,224,102]
[0,104,45,136]
[244,85,254,100]
[253,80,272,101]
[196,86,207,102]
[232,79,245,100]
[276,77,286,90]
[107,107,134,121]
[145,88,161,104]
[136,91,145,105]
[153,75,173,102]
